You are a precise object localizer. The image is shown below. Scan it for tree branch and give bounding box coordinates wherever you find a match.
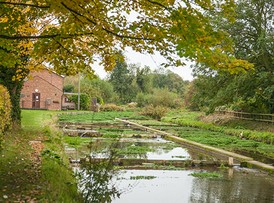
[0,1,50,9]
[0,34,59,40]
[60,2,154,41]
[0,31,97,40]
[146,0,169,10]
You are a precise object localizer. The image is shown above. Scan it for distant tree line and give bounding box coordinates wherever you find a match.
[63,57,189,110]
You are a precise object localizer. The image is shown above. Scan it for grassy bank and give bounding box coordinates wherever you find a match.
[0,110,82,202]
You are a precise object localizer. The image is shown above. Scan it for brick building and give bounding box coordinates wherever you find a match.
[20,69,64,110]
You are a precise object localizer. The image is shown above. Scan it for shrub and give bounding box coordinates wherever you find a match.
[70,93,90,110]
[0,85,12,149]
[100,103,125,112]
[140,105,168,120]
[96,96,104,105]
[136,92,150,107]
[136,88,180,108]
[63,84,75,93]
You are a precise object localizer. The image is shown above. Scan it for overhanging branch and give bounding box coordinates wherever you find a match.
[0,1,50,9]
[60,2,154,41]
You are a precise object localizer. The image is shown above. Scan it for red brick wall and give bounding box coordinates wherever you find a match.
[20,70,64,110]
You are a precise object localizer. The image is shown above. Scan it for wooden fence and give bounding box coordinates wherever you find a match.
[217,111,274,123]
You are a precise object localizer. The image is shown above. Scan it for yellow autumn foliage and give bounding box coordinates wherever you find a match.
[0,85,11,148]
[0,0,253,79]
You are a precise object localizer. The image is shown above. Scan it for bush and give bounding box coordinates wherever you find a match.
[136,88,181,108]
[70,93,90,110]
[0,85,12,149]
[63,84,75,93]
[96,96,104,105]
[100,103,125,112]
[140,105,168,120]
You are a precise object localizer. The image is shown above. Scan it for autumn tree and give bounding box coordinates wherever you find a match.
[0,0,253,123]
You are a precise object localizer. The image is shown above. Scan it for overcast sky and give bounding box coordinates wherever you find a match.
[93,47,194,81]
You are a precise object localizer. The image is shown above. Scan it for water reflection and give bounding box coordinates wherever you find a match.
[82,138,191,160]
[111,169,274,203]
[189,168,274,203]
[77,141,121,203]
[72,138,274,203]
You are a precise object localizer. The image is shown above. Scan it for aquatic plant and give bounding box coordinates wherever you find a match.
[190,172,223,178]
[130,176,156,180]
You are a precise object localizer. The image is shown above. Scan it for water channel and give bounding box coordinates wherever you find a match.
[111,168,273,203]
[66,136,274,203]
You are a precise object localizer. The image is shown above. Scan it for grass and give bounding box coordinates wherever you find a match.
[0,110,83,202]
[0,130,42,202]
[21,110,58,130]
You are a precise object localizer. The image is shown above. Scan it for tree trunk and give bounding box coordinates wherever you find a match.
[0,66,28,125]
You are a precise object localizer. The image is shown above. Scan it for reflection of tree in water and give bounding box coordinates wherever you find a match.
[87,139,149,159]
[77,141,121,203]
[189,169,274,203]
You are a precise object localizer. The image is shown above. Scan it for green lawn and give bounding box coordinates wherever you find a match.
[21,110,59,130]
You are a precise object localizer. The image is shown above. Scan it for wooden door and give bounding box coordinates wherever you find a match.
[32,93,40,108]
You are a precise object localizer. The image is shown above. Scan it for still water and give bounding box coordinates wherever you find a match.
[111,169,274,203]
[70,137,192,160]
[69,138,274,203]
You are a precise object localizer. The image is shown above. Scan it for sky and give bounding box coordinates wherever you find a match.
[93,47,194,81]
